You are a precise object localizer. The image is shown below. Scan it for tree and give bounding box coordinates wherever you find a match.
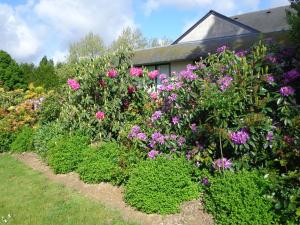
[148,37,172,48]
[0,50,26,90]
[68,32,106,63]
[287,0,300,46]
[110,27,148,51]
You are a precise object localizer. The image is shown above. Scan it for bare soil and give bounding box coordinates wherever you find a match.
[13,152,214,225]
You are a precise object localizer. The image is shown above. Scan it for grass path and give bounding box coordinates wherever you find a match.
[1,153,214,225]
[0,154,137,225]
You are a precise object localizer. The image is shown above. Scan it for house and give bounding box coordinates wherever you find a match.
[132,5,291,76]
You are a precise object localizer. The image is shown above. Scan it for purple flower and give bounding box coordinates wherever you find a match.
[283,69,300,84]
[151,111,162,122]
[170,134,177,140]
[202,177,209,186]
[179,70,197,80]
[265,74,275,84]
[230,129,250,145]
[235,50,247,57]
[136,132,147,141]
[218,75,233,91]
[159,74,167,80]
[213,158,232,170]
[280,86,295,96]
[128,125,141,139]
[186,64,198,71]
[186,151,191,160]
[172,116,180,125]
[168,93,177,102]
[177,136,186,147]
[148,150,159,159]
[175,81,183,88]
[266,131,273,142]
[165,84,175,91]
[266,54,277,63]
[216,45,227,53]
[152,132,165,145]
[190,123,197,132]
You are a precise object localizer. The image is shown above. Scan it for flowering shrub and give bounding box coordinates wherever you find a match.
[59,48,155,140]
[128,42,300,174]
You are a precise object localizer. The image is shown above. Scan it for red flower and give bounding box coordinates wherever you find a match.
[107,69,118,78]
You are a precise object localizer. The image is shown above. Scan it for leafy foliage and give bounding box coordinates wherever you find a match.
[0,50,26,90]
[47,134,90,174]
[287,1,300,46]
[77,142,141,185]
[203,170,277,225]
[124,156,199,214]
[33,122,65,157]
[0,130,14,153]
[10,126,34,152]
[38,91,62,124]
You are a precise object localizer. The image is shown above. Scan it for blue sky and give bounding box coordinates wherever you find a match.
[0,0,290,63]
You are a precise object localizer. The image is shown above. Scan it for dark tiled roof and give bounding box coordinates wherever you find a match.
[133,31,289,66]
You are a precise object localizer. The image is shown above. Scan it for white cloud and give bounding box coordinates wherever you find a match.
[143,0,263,16]
[0,3,41,62]
[0,0,135,63]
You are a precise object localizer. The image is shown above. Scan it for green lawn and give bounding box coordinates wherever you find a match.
[0,155,137,225]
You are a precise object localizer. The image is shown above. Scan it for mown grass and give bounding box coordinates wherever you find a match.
[0,155,138,225]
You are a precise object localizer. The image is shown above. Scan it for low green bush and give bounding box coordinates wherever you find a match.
[33,122,64,157]
[77,142,142,185]
[203,170,277,225]
[0,130,14,152]
[47,134,89,174]
[124,156,199,214]
[10,126,34,152]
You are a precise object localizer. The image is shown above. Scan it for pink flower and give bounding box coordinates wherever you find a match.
[172,116,180,125]
[150,92,158,100]
[148,70,159,80]
[213,158,232,170]
[96,111,105,120]
[67,79,80,90]
[216,45,227,53]
[130,67,143,77]
[107,69,118,78]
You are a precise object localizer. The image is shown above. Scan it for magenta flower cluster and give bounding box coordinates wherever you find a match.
[179,69,197,81]
[67,79,80,90]
[107,69,118,78]
[148,70,159,80]
[283,69,300,84]
[230,129,250,145]
[280,86,295,96]
[217,75,233,91]
[95,111,105,120]
[213,158,232,170]
[130,67,143,77]
[265,74,275,84]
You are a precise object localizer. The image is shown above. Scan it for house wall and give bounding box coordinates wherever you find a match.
[170,60,193,73]
[179,14,251,43]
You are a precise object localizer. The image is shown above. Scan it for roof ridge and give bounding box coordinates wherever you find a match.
[171,10,259,45]
[230,5,290,18]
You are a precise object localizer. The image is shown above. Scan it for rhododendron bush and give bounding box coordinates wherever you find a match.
[59,48,156,140]
[128,42,299,174]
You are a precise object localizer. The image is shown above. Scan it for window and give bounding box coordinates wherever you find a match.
[145,64,170,89]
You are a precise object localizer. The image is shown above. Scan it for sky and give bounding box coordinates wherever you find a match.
[0,0,290,64]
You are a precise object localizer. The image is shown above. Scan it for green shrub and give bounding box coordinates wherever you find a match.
[47,134,89,174]
[10,126,34,152]
[33,122,64,157]
[77,142,141,185]
[0,130,14,152]
[38,92,61,124]
[124,156,199,214]
[204,170,277,225]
